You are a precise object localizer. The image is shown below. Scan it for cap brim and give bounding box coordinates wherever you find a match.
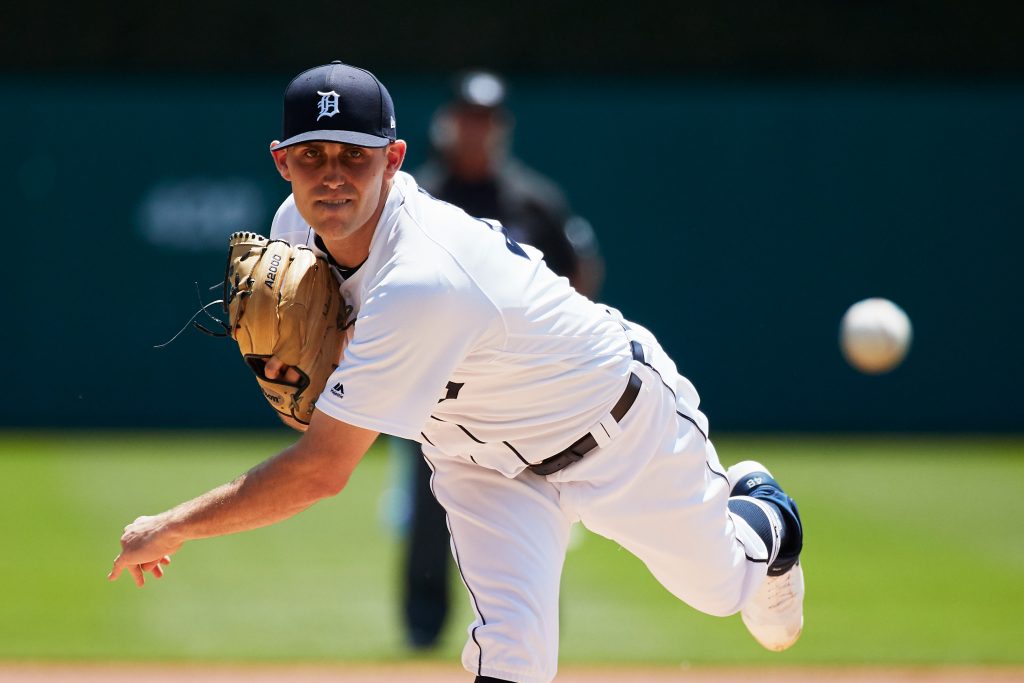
[270,129,393,151]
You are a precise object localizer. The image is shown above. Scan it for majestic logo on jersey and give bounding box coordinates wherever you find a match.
[330,382,345,398]
[316,91,341,120]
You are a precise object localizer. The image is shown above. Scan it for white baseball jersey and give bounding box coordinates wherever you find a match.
[270,171,777,683]
[271,171,636,477]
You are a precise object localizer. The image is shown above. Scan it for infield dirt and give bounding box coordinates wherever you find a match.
[2,663,1023,682]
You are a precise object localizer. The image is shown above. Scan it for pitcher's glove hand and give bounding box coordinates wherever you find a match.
[223,231,347,425]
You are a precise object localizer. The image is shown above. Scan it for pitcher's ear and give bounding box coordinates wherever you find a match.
[270,142,291,180]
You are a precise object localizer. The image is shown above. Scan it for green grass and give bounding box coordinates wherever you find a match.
[0,431,1022,666]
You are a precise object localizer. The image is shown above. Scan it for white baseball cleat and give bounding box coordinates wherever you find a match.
[741,561,804,651]
[726,460,805,652]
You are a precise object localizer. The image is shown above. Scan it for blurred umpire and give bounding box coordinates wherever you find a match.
[401,70,604,648]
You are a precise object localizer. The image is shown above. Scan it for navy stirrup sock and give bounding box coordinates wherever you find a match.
[729,471,803,575]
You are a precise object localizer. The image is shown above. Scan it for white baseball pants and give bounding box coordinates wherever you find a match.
[424,342,774,683]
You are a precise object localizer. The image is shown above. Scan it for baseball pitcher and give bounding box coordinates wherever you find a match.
[110,62,805,683]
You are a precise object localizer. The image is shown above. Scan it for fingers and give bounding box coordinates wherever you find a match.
[265,356,290,381]
[109,554,171,586]
[110,553,145,587]
[110,513,180,587]
[107,556,124,582]
[140,556,171,579]
[109,553,146,587]
[264,356,283,379]
[129,564,145,587]
[265,356,302,385]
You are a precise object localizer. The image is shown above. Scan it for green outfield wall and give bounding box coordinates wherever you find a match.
[6,75,1021,430]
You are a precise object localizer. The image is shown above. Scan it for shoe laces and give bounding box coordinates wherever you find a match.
[764,570,799,611]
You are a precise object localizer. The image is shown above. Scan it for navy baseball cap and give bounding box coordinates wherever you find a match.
[271,61,397,151]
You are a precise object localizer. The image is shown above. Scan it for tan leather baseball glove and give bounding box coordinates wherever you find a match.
[223,231,347,425]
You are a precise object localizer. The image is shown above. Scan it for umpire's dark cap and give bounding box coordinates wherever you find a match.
[271,61,397,151]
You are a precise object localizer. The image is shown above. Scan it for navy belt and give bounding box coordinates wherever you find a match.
[528,342,644,476]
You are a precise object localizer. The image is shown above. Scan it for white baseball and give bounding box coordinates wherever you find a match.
[839,298,912,374]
